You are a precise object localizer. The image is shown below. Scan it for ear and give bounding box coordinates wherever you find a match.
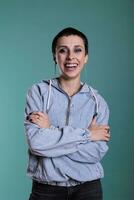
[84,55,88,64]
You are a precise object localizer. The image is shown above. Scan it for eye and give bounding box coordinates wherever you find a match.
[58,48,68,54]
[74,48,82,53]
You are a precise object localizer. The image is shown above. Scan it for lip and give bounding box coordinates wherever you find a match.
[64,63,78,68]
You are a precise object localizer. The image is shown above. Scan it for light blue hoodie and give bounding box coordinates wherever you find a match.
[24,78,109,186]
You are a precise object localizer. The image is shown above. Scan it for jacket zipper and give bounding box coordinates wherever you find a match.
[66,96,71,125]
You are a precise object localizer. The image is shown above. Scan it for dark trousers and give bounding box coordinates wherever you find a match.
[29,179,103,200]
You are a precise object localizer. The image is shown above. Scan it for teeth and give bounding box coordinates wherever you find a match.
[65,63,77,67]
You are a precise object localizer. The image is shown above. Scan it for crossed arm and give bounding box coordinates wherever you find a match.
[28,111,110,142]
[25,86,110,163]
[26,112,110,163]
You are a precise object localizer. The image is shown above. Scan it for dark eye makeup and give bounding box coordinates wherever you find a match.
[74,48,82,53]
[57,46,84,54]
[58,48,67,53]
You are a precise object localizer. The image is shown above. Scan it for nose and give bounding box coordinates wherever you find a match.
[67,50,75,60]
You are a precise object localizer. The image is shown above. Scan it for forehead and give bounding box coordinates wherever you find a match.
[56,35,85,47]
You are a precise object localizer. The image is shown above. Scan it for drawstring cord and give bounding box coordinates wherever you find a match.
[89,86,99,117]
[46,79,52,113]
[46,80,99,117]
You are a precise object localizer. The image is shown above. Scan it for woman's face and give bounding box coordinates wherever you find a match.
[55,35,88,80]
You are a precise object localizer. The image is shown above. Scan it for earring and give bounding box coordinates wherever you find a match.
[84,55,88,64]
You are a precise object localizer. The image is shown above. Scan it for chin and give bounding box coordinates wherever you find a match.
[62,73,80,80]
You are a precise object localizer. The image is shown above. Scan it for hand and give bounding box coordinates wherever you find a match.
[88,117,110,142]
[28,112,51,128]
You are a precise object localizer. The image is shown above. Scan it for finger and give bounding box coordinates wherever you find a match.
[107,132,111,138]
[105,132,110,137]
[105,137,110,142]
[36,111,44,114]
[107,128,110,133]
[30,113,43,119]
[105,134,111,141]
[30,112,41,116]
[107,134,110,140]
[29,115,41,122]
[91,116,97,125]
[105,126,110,131]
[28,117,36,123]
[97,125,110,130]
[31,117,41,124]
[29,113,40,119]
[29,111,43,115]
[29,114,37,119]
[103,134,110,141]
[32,112,48,118]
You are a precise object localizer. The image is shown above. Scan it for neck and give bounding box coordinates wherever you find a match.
[59,76,82,96]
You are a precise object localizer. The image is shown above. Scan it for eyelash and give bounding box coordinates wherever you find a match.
[74,48,82,53]
[59,49,67,53]
[58,48,82,54]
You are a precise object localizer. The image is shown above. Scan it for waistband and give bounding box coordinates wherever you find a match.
[32,178,84,187]
[32,179,101,189]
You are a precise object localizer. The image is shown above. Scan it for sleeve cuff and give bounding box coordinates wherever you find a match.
[84,129,92,141]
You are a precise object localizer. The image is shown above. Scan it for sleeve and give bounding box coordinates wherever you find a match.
[66,94,109,164]
[24,85,90,157]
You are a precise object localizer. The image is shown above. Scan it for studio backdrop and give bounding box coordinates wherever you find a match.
[0,0,133,199]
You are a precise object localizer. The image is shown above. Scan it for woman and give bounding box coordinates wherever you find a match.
[24,27,110,200]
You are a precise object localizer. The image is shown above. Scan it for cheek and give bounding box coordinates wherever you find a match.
[78,55,87,64]
[56,54,64,64]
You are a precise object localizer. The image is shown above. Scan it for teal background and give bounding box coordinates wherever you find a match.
[0,0,133,199]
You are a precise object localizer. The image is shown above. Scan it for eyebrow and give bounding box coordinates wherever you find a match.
[56,45,84,49]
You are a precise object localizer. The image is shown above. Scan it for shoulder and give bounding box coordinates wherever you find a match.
[88,84,109,111]
[27,80,50,96]
[96,90,109,109]
[88,85,109,123]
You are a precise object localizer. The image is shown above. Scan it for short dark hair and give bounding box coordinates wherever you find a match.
[52,27,88,62]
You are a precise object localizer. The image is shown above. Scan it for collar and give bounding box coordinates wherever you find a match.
[51,77,90,94]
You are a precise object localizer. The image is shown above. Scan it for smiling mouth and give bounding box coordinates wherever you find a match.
[64,63,78,69]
